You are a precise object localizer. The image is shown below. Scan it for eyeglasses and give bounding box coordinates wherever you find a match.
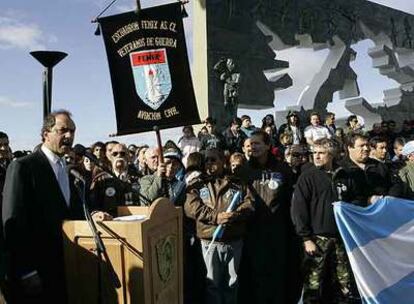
[111,151,126,157]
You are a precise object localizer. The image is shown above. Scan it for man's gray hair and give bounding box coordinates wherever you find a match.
[313,138,337,157]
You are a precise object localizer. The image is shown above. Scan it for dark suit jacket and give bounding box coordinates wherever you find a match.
[2,149,84,303]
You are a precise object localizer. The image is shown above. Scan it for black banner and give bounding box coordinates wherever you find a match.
[99,3,200,135]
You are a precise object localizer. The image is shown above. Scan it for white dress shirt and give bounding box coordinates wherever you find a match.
[41,145,70,205]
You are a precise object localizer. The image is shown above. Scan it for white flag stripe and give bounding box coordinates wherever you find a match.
[347,218,414,299]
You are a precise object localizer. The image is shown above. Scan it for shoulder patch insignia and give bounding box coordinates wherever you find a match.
[105,187,116,197]
[199,187,210,202]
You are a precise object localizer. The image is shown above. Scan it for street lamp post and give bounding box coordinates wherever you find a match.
[30,51,67,120]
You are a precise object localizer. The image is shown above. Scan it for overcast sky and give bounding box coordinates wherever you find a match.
[0,0,413,150]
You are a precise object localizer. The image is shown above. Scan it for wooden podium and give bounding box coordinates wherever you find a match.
[62,198,183,304]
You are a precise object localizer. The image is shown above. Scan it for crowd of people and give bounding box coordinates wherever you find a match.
[1,109,414,303]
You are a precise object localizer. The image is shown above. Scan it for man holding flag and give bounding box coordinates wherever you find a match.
[334,197,414,303]
[332,134,413,303]
[184,148,254,304]
[335,132,404,205]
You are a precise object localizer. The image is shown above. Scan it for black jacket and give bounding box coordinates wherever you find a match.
[238,155,302,304]
[2,150,84,303]
[291,164,339,240]
[222,127,246,153]
[336,157,404,206]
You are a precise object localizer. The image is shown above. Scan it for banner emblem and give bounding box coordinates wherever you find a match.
[130,48,172,110]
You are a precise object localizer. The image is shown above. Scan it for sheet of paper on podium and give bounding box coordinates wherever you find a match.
[113,214,147,221]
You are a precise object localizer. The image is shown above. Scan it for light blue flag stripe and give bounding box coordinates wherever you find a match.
[334,197,414,303]
[333,197,414,251]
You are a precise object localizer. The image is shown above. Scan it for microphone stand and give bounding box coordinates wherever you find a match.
[73,177,121,304]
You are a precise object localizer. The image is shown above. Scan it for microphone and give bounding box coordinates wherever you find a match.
[68,167,85,184]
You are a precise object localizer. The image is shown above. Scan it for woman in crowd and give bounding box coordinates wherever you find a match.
[278,111,304,144]
[261,114,278,143]
[344,115,363,134]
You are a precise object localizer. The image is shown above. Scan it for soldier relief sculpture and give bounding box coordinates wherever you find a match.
[213,57,241,118]
[201,0,414,129]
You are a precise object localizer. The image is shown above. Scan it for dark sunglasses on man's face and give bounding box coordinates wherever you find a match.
[112,151,126,157]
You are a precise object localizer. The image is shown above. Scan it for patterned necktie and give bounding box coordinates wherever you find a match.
[57,158,70,206]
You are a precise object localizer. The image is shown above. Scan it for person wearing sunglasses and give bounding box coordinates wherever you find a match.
[89,143,142,219]
[109,144,130,179]
[284,144,311,182]
[344,115,363,135]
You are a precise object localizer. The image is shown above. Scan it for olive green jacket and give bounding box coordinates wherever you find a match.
[398,161,414,199]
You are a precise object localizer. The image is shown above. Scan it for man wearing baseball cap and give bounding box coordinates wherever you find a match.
[140,147,186,205]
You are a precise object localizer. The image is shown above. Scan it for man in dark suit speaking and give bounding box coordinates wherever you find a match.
[2,110,84,303]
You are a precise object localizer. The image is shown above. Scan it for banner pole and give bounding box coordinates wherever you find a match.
[153,125,164,163]
[153,126,169,198]
[135,0,141,13]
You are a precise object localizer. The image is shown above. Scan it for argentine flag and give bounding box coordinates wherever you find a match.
[333,197,414,304]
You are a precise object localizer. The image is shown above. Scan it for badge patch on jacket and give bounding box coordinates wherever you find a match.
[261,171,283,190]
[105,187,116,197]
[199,187,211,203]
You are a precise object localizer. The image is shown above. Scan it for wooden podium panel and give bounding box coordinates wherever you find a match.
[63,198,183,304]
